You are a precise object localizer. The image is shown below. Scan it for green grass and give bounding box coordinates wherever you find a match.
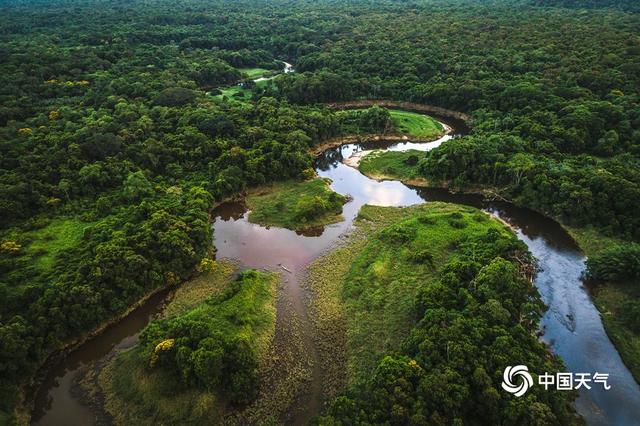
[306,202,513,386]
[214,78,274,103]
[100,267,277,425]
[566,225,624,257]
[1,217,89,275]
[358,149,425,183]
[389,109,444,138]
[216,85,251,101]
[161,260,238,319]
[238,68,271,79]
[592,281,640,382]
[23,218,88,271]
[567,225,640,383]
[246,178,348,231]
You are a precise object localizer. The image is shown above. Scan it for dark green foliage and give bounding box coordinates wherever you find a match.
[0,0,638,421]
[420,135,640,238]
[321,223,574,425]
[154,88,197,107]
[620,301,640,333]
[586,244,640,282]
[338,106,392,134]
[532,0,640,12]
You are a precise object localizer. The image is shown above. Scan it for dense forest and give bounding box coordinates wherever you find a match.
[1,0,639,424]
[319,205,576,425]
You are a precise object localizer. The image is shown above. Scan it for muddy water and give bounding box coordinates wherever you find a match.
[32,114,640,425]
[215,130,640,424]
[31,288,172,426]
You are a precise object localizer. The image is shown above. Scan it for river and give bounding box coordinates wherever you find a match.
[31,113,640,425]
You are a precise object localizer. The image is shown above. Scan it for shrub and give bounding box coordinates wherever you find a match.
[586,243,640,282]
[154,87,196,106]
[620,300,640,333]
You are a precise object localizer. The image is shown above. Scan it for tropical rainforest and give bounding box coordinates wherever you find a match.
[0,0,639,425]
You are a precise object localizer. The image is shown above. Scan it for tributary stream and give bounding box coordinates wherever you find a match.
[32,114,640,426]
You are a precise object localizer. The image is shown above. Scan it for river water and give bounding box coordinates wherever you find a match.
[32,114,640,425]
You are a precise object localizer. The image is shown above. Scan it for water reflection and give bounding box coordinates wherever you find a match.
[214,121,640,425]
[33,114,640,426]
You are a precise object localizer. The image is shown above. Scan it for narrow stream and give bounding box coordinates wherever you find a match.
[31,112,640,425]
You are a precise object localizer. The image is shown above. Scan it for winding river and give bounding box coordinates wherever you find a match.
[31,112,640,425]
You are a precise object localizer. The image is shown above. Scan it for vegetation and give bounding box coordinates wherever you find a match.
[1,0,639,422]
[240,68,272,79]
[100,267,277,425]
[337,107,444,139]
[246,178,347,231]
[587,244,640,283]
[358,150,426,183]
[389,110,444,138]
[1,217,89,275]
[581,241,640,382]
[307,203,576,425]
[587,281,640,383]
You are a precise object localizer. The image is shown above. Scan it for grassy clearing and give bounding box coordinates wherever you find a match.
[338,108,444,139]
[566,225,623,257]
[1,217,89,276]
[306,202,513,388]
[358,149,426,183]
[161,260,238,318]
[99,266,277,425]
[246,178,348,231]
[239,67,271,79]
[217,85,250,101]
[214,78,274,103]
[567,226,640,382]
[389,109,444,138]
[23,218,88,271]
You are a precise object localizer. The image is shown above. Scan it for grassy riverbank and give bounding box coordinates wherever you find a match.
[306,202,576,423]
[98,262,278,425]
[358,149,426,184]
[388,109,444,138]
[308,202,509,394]
[567,227,640,383]
[338,108,445,139]
[246,178,348,231]
[354,148,640,386]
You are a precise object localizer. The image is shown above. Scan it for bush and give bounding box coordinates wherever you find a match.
[138,270,272,406]
[378,223,416,243]
[620,300,640,333]
[586,243,640,282]
[154,87,196,106]
[294,196,329,222]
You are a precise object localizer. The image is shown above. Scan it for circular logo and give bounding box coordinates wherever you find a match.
[502,365,533,397]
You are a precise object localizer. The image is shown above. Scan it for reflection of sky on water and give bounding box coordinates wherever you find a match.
[213,122,640,426]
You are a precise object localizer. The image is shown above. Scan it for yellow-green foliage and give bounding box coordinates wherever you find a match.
[162,260,238,319]
[246,178,347,231]
[313,203,513,385]
[100,267,277,425]
[2,218,89,273]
